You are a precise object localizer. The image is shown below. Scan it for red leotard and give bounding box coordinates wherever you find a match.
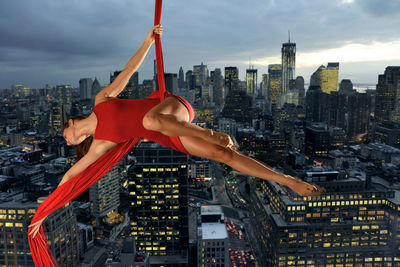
[93,89,195,155]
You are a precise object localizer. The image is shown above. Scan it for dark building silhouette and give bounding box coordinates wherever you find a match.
[305,123,330,156]
[221,90,253,123]
[178,66,185,89]
[224,66,239,95]
[375,66,400,124]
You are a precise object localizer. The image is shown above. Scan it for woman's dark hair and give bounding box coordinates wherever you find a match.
[62,114,93,161]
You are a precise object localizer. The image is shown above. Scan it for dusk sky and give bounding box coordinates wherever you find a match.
[1,0,400,89]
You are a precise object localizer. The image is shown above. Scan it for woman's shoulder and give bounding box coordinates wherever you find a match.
[94,93,118,108]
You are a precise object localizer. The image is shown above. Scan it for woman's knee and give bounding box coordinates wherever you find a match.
[142,113,161,131]
[211,145,234,163]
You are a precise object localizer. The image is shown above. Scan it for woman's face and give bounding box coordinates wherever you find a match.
[63,119,76,146]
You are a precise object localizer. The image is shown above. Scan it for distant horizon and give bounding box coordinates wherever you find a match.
[1,80,378,92]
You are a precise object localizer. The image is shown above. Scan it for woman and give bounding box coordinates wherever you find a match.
[29,24,325,239]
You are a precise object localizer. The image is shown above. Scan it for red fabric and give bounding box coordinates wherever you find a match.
[28,1,167,265]
[93,92,195,155]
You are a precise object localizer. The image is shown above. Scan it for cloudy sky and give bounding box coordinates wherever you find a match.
[1,0,399,89]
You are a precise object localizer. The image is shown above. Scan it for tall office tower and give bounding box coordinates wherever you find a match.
[261,74,269,97]
[310,63,339,94]
[305,122,330,156]
[339,79,356,96]
[224,66,239,96]
[375,66,400,124]
[185,70,196,90]
[111,71,139,99]
[210,68,224,105]
[127,142,189,265]
[251,167,400,266]
[79,78,93,100]
[327,91,346,129]
[89,166,120,226]
[267,64,283,107]
[193,62,209,87]
[48,101,68,137]
[246,66,258,96]
[178,66,185,89]
[281,36,296,93]
[0,193,82,267]
[56,85,72,108]
[197,205,229,267]
[91,77,101,97]
[346,92,371,141]
[305,87,346,129]
[221,90,253,123]
[164,73,178,95]
[295,76,305,105]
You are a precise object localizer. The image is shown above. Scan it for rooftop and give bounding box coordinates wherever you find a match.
[201,205,223,216]
[201,222,228,240]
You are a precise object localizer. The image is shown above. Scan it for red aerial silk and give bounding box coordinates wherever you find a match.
[28,1,166,265]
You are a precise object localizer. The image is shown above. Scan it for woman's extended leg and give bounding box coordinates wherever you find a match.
[142,96,233,148]
[179,135,325,197]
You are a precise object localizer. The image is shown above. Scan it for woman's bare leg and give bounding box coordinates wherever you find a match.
[142,96,233,147]
[179,135,325,197]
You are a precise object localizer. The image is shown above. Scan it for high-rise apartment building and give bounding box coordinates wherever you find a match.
[89,166,120,225]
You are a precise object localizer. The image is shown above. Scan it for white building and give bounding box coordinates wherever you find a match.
[198,205,229,267]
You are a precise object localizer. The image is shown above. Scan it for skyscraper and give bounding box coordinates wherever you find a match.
[281,34,296,93]
[375,66,400,124]
[164,73,178,95]
[91,77,101,97]
[193,62,208,87]
[0,193,82,267]
[127,142,189,265]
[79,78,93,100]
[246,66,258,96]
[310,63,339,94]
[267,64,282,106]
[89,166,120,226]
[261,74,269,97]
[224,67,239,96]
[295,76,305,106]
[210,68,224,105]
[178,66,185,89]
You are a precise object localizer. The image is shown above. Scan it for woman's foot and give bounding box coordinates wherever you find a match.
[288,177,326,197]
[205,129,234,148]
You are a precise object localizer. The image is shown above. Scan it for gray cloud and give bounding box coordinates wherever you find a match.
[0,0,399,88]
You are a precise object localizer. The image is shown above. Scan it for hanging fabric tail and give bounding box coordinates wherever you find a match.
[154,0,166,102]
[28,137,141,266]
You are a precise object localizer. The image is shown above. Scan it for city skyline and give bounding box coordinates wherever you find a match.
[1,0,400,88]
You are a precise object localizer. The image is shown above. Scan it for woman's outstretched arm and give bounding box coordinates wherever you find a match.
[98,24,163,99]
